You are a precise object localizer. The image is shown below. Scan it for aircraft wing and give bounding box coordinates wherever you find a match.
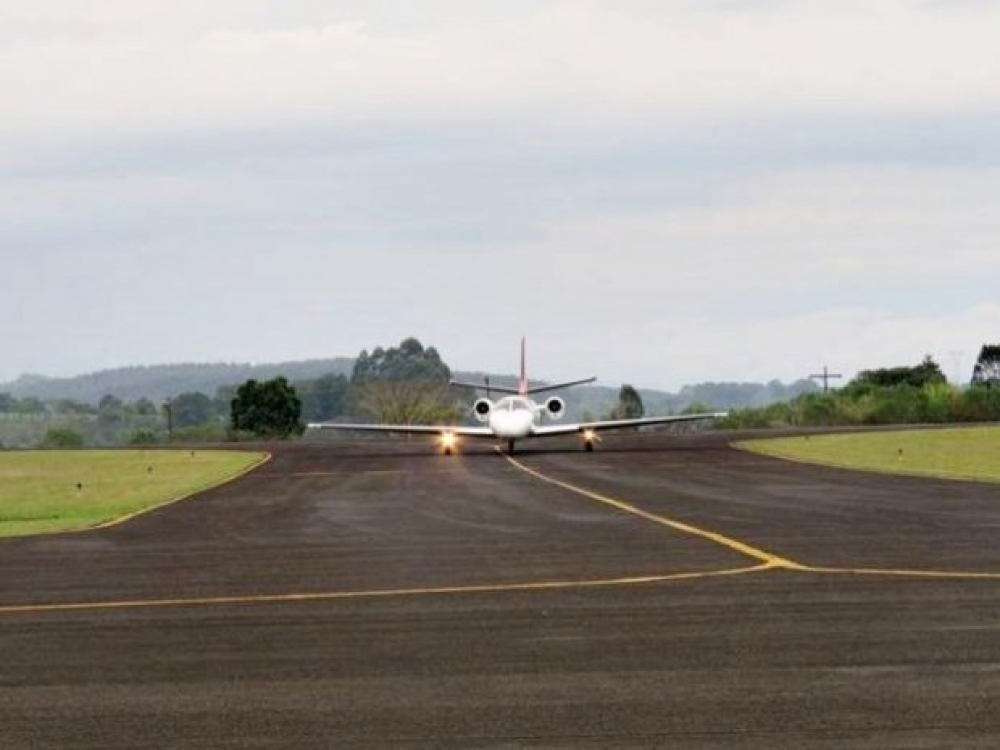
[307,422,495,438]
[531,411,728,437]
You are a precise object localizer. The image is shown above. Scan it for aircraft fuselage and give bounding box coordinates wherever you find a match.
[486,396,538,439]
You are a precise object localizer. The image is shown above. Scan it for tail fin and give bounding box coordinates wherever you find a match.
[519,336,528,395]
[514,336,596,395]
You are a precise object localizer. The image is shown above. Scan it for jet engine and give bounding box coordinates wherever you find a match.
[545,397,566,420]
[473,398,493,423]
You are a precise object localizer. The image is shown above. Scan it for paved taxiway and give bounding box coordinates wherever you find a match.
[3,432,1000,748]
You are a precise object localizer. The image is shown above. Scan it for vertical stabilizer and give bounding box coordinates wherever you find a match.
[519,336,528,395]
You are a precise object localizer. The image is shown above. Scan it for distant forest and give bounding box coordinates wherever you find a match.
[1,359,354,403]
[0,343,821,448]
[0,360,818,415]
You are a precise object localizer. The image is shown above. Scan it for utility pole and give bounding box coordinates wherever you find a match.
[164,398,173,441]
[810,366,843,394]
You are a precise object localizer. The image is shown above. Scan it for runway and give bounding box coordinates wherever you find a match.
[3,432,1000,748]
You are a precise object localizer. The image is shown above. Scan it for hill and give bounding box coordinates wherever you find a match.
[2,360,817,416]
[450,371,818,420]
[1,359,354,404]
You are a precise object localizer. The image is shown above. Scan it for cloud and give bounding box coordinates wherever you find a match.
[2,0,999,143]
[2,1,999,386]
[7,156,995,387]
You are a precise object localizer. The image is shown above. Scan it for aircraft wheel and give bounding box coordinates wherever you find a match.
[443,446,453,456]
[507,439,515,455]
[584,441,594,452]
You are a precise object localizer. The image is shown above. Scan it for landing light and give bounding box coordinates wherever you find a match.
[583,429,597,442]
[440,432,457,449]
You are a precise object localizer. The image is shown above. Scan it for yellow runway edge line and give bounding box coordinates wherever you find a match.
[8,452,273,539]
[87,452,273,532]
[0,565,769,616]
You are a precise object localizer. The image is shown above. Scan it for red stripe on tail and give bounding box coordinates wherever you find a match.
[519,337,527,395]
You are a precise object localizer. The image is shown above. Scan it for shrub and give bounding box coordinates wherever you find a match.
[170,423,229,443]
[128,430,160,445]
[39,428,85,449]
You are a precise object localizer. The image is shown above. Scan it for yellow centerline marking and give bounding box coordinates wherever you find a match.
[9,451,1000,618]
[502,453,803,569]
[0,565,768,616]
[809,566,1000,580]
[504,452,1000,582]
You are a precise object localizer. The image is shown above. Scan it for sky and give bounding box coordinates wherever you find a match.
[2,0,999,390]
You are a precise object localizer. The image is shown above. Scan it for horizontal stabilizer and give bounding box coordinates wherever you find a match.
[449,380,520,395]
[525,377,596,395]
[450,377,596,395]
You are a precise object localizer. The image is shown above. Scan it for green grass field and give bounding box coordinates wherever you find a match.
[738,426,1000,484]
[0,449,267,538]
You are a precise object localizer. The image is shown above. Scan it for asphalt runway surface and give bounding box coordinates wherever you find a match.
[3,431,1000,748]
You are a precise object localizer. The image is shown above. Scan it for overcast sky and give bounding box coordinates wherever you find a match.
[2,0,999,389]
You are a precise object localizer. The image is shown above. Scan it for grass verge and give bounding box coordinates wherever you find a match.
[737,426,1000,484]
[0,449,267,538]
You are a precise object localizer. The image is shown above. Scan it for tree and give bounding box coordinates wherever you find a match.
[681,400,712,416]
[98,394,124,412]
[53,399,94,415]
[230,377,303,438]
[39,428,85,449]
[214,385,237,417]
[16,397,46,414]
[96,394,125,437]
[351,338,451,384]
[972,344,1000,387]
[357,380,460,424]
[0,393,15,413]
[609,384,644,419]
[133,397,158,416]
[299,373,350,421]
[171,392,216,428]
[850,356,946,391]
[348,338,456,424]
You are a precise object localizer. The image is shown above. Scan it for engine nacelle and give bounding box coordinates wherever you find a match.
[545,397,566,420]
[472,398,493,423]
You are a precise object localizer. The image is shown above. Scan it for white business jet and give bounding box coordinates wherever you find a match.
[308,339,726,454]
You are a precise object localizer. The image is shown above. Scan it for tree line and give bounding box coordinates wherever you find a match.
[0,338,458,448]
[720,354,1000,429]
[6,342,999,448]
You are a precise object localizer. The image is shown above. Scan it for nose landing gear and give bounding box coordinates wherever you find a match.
[507,439,516,455]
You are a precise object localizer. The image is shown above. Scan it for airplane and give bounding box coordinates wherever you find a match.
[307,338,727,454]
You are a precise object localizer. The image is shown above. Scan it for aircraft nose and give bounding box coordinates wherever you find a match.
[491,410,533,438]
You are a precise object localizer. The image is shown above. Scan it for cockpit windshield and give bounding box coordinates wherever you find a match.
[496,397,533,412]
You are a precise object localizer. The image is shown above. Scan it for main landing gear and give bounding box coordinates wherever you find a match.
[507,439,516,456]
[440,433,457,456]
